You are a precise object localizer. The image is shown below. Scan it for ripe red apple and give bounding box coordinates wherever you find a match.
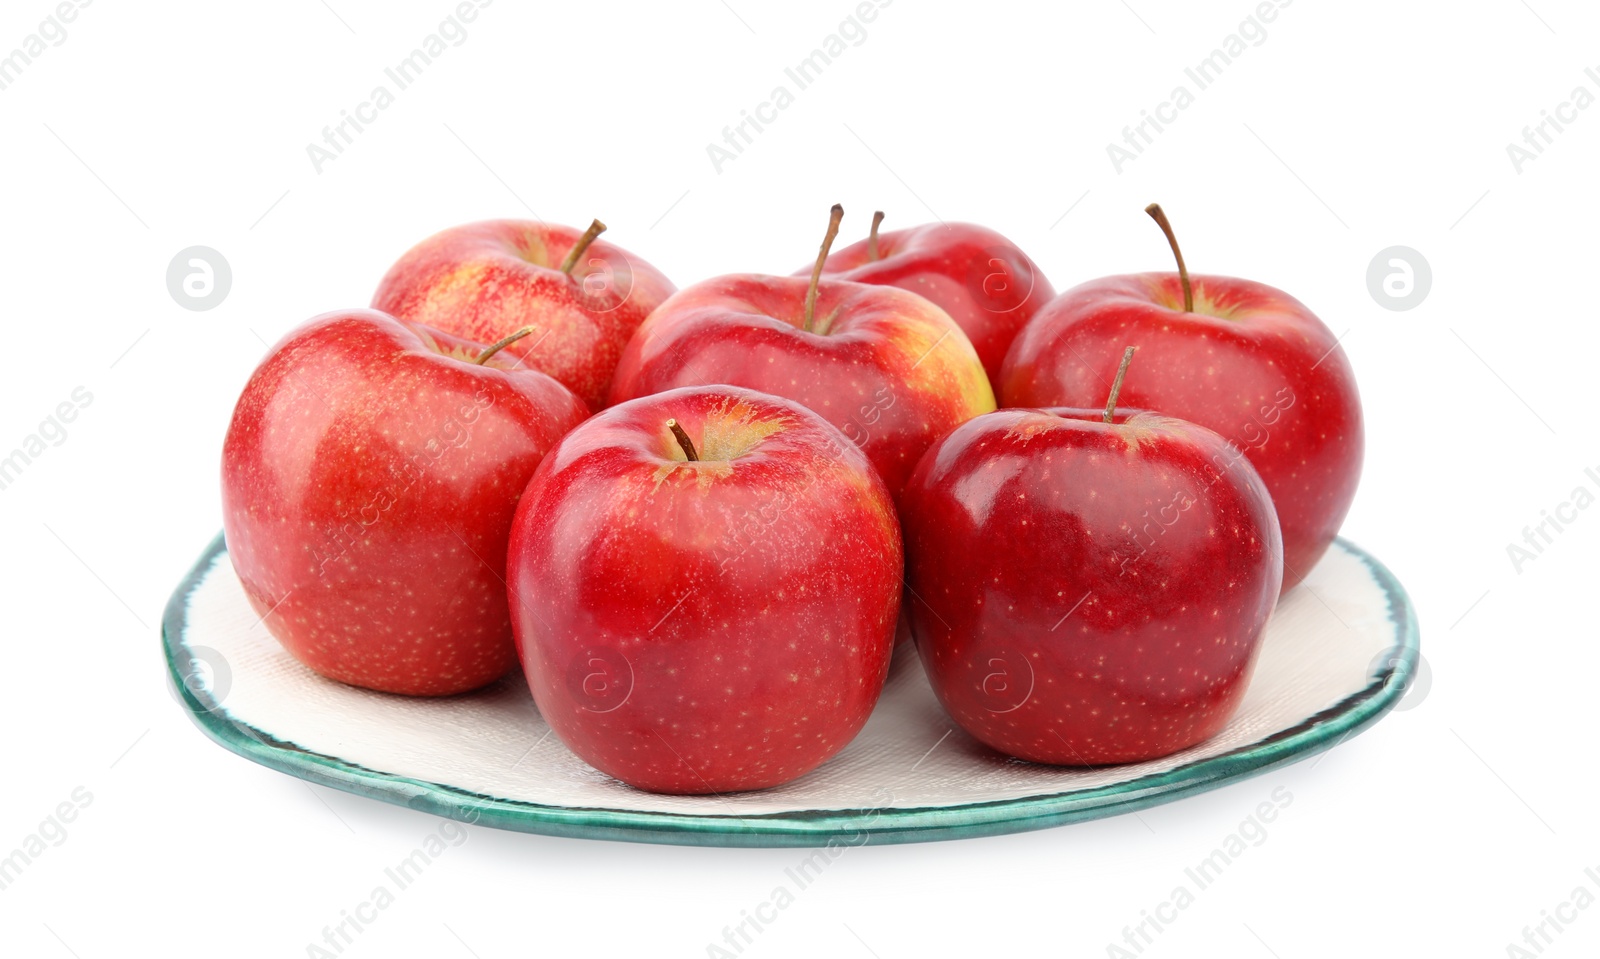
[372,218,676,409]
[901,351,1284,764]
[799,212,1055,383]
[221,310,589,696]
[609,206,995,502]
[1000,205,1361,589]
[507,385,902,794]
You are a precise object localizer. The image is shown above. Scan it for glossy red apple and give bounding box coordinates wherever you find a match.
[609,206,995,502]
[221,310,588,696]
[372,218,676,409]
[901,349,1283,764]
[507,385,902,794]
[800,212,1055,383]
[1000,205,1361,589]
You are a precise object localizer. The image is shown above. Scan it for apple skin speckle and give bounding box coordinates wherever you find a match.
[372,219,677,410]
[999,271,1361,591]
[606,273,994,507]
[795,221,1057,385]
[507,386,902,795]
[221,310,589,697]
[900,406,1283,766]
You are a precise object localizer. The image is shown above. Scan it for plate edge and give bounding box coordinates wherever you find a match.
[162,533,1422,848]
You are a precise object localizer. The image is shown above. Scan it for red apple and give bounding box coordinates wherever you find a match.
[609,206,995,502]
[1000,205,1361,589]
[507,385,902,794]
[372,218,676,409]
[901,351,1283,764]
[800,213,1055,383]
[221,310,589,696]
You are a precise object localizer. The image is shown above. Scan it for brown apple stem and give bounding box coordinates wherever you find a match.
[868,210,885,261]
[473,326,537,365]
[666,418,699,461]
[560,218,608,276]
[1103,346,1138,424]
[803,204,845,332]
[1144,203,1193,313]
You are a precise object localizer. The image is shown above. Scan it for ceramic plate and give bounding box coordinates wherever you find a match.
[164,534,1418,847]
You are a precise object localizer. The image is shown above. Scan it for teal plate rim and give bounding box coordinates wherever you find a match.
[163,532,1420,848]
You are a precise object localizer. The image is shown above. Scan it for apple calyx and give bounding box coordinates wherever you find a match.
[560,219,608,276]
[473,326,538,365]
[1144,203,1193,313]
[666,418,699,461]
[803,204,845,332]
[868,210,886,261]
[1103,346,1138,423]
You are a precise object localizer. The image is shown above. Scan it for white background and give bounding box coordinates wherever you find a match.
[0,1,1594,956]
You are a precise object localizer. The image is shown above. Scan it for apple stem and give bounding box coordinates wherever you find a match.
[666,418,699,462]
[1103,346,1138,424]
[803,204,845,332]
[868,210,885,261]
[473,326,537,365]
[1144,203,1193,313]
[560,219,608,276]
